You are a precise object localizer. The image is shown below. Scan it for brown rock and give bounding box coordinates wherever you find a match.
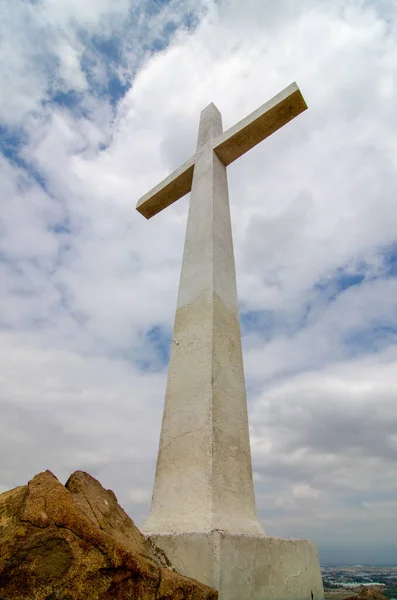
[0,470,218,600]
[344,587,389,600]
[65,470,174,571]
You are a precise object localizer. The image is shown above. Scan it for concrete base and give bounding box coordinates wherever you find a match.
[147,531,324,600]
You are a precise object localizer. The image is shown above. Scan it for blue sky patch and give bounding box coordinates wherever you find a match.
[0,125,27,165]
[240,309,276,340]
[381,242,397,277]
[92,35,122,63]
[146,0,172,17]
[314,267,366,301]
[53,222,72,235]
[137,324,172,371]
[147,324,172,363]
[51,89,81,109]
[0,124,48,191]
[182,10,200,30]
[108,77,130,106]
[344,325,397,355]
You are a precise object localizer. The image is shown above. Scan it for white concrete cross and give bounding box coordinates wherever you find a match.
[136,83,307,536]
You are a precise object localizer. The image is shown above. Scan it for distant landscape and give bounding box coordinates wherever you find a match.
[322,566,397,599]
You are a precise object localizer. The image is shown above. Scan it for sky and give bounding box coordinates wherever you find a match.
[1,0,397,567]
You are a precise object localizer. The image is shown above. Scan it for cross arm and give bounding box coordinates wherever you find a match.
[213,82,307,166]
[136,155,195,219]
[136,82,307,219]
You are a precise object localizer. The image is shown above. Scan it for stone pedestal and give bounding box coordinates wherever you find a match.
[147,531,323,600]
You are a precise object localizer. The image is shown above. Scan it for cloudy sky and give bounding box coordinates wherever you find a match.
[1,0,397,566]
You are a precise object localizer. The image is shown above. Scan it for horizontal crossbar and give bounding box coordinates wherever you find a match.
[136,83,307,219]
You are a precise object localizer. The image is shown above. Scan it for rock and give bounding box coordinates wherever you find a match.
[344,588,389,600]
[0,470,218,600]
[65,470,174,571]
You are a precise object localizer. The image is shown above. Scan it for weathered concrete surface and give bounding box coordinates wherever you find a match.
[142,102,264,536]
[136,155,195,219]
[136,82,306,219]
[148,531,324,600]
[213,82,307,166]
[0,470,218,600]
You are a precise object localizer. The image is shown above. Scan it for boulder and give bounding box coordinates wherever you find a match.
[0,470,218,600]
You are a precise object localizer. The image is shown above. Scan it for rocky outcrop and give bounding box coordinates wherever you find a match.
[0,470,218,600]
[344,587,389,600]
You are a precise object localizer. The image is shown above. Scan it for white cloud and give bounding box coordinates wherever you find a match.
[55,39,88,91]
[292,483,321,500]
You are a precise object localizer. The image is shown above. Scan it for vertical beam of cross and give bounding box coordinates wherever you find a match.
[138,84,307,535]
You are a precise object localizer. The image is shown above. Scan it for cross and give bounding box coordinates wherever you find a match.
[137,83,307,536]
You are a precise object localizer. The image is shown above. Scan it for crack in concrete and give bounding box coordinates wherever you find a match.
[161,426,205,451]
[285,567,302,585]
